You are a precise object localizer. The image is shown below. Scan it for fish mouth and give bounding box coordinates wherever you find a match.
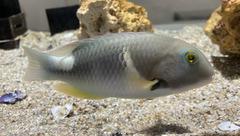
[170,75,213,93]
[150,78,169,91]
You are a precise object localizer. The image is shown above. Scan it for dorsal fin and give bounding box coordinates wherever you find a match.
[46,41,80,56]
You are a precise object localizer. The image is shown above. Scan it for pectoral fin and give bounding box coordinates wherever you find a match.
[150,79,168,91]
[123,47,159,91]
[143,79,159,90]
[54,82,104,99]
[132,77,159,91]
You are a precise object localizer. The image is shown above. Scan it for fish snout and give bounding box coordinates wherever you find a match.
[199,61,214,86]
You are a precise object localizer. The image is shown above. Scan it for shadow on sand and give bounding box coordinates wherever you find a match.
[212,56,240,79]
[139,120,191,135]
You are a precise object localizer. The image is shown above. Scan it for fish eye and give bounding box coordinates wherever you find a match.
[185,51,198,64]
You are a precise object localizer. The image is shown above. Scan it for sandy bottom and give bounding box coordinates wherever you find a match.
[0,26,240,136]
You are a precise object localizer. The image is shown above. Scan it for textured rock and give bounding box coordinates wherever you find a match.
[76,0,153,39]
[205,0,240,55]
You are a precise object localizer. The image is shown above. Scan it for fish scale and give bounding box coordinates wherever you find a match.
[59,42,127,96]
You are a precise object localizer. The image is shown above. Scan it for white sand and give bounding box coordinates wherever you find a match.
[0,26,239,136]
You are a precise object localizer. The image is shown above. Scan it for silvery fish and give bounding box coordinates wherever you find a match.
[23,32,214,99]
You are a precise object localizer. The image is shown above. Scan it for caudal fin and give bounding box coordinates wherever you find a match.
[22,46,49,81]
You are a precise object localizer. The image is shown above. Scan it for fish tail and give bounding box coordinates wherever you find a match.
[22,46,51,81]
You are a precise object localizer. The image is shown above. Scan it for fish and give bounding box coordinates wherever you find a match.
[23,32,214,99]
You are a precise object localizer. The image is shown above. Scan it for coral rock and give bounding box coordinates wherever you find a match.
[204,0,240,55]
[77,0,153,39]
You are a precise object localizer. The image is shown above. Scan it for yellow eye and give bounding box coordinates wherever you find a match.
[185,51,198,64]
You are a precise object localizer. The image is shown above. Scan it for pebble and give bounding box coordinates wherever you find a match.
[0,90,27,104]
[51,103,74,121]
[218,121,240,131]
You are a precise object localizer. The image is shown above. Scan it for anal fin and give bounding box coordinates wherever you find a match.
[54,82,104,99]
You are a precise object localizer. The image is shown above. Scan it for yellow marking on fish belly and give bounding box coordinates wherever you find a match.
[123,47,158,91]
[54,82,104,99]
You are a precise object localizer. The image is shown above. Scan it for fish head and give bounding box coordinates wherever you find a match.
[151,42,214,93]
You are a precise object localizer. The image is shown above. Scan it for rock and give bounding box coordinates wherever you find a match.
[204,0,240,55]
[218,121,240,131]
[51,103,74,121]
[76,0,153,39]
[19,30,78,50]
